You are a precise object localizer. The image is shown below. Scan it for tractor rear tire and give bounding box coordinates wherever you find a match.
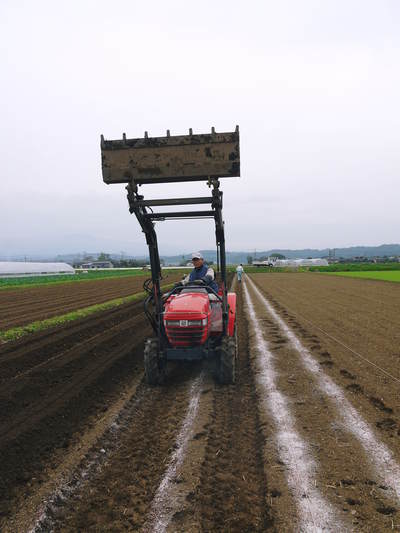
[144,338,165,385]
[218,334,236,384]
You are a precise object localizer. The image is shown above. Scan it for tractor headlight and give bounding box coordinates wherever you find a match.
[165,320,180,326]
[186,318,207,326]
[165,318,207,327]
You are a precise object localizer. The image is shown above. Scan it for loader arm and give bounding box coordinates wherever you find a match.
[126,181,162,334]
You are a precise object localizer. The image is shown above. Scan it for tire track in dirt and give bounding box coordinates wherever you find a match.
[38,364,203,532]
[247,274,400,529]
[191,281,272,532]
[143,374,205,532]
[141,276,272,532]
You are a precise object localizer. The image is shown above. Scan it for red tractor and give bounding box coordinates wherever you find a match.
[101,127,240,384]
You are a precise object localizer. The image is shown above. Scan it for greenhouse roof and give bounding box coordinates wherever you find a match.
[0,262,75,277]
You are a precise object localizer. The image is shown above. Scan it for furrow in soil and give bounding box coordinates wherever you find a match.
[244,279,345,531]
[192,283,272,532]
[0,301,150,526]
[41,364,203,532]
[246,273,400,530]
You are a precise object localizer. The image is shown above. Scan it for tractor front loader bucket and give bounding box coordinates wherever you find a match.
[100,127,240,185]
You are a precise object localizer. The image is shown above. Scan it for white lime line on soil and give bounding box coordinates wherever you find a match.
[145,374,204,533]
[244,283,342,532]
[248,275,400,503]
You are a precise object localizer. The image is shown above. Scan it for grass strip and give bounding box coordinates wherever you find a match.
[309,262,400,272]
[326,271,400,283]
[0,284,173,343]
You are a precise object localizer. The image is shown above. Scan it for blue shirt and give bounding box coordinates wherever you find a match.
[189,263,218,292]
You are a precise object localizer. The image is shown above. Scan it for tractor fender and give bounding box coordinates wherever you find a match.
[227,292,237,336]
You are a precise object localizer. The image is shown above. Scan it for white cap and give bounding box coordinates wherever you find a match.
[191,251,203,260]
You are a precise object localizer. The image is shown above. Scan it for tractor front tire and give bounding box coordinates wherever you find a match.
[144,338,165,385]
[218,334,236,384]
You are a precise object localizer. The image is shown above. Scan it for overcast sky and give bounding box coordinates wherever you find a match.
[1,0,399,257]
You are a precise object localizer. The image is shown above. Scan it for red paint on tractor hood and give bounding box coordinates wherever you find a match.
[165,292,210,317]
[164,292,211,347]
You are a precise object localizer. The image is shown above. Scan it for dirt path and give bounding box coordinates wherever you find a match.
[193,282,271,532]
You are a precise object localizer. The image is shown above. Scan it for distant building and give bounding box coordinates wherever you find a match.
[274,258,329,267]
[252,258,328,268]
[0,262,75,278]
[80,261,114,269]
[252,260,274,267]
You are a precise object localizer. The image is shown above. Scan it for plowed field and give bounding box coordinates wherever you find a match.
[1,273,400,532]
[0,273,181,331]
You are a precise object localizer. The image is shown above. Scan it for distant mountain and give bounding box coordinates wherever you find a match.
[2,244,399,265]
[261,244,400,260]
[159,244,400,264]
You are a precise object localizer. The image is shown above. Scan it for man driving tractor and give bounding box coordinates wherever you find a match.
[101,126,239,385]
[181,252,219,292]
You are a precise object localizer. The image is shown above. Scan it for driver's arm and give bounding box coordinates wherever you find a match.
[202,267,215,285]
[181,272,190,285]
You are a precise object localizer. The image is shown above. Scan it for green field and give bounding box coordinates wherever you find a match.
[327,271,400,283]
[238,262,400,274]
[0,268,189,290]
[309,262,400,272]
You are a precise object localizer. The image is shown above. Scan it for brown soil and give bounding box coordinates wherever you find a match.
[249,272,400,530]
[0,299,150,526]
[2,272,398,531]
[251,273,400,432]
[1,274,274,532]
[0,273,181,331]
[48,364,203,532]
[193,282,272,532]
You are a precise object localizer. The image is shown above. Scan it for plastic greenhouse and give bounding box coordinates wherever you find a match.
[0,262,75,278]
